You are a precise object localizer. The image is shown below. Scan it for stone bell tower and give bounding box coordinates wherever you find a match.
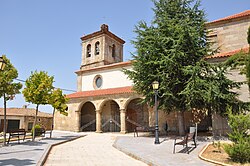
[80,24,125,70]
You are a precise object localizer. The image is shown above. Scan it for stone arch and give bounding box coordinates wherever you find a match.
[86,44,91,57]
[125,98,149,132]
[95,41,100,55]
[98,99,122,111]
[123,97,144,110]
[100,99,120,132]
[80,101,96,131]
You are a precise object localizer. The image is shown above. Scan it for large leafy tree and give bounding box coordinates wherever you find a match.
[23,71,54,141]
[125,0,239,135]
[49,88,68,138]
[125,0,209,135]
[0,55,22,146]
[182,61,241,115]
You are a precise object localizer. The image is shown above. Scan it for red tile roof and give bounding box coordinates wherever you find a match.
[207,10,250,25]
[0,108,53,117]
[205,47,249,59]
[67,86,134,99]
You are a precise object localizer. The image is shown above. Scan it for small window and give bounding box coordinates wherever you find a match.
[86,44,91,57]
[112,44,116,57]
[28,122,33,131]
[95,42,100,55]
[93,75,103,89]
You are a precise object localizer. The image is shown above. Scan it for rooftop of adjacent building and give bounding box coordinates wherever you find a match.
[206,9,250,26]
[0,107,53,118]
[205,46,249,60]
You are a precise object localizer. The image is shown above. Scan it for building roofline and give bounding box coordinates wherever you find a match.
[206,10,250,26]
[205,47,249,60]
[80,24,125,44]
[76,61,132,75]
[67,86,134,99]
[0,108,53,117]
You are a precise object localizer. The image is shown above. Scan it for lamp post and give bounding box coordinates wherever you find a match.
[152,81,160,144]
[0,56,7,146]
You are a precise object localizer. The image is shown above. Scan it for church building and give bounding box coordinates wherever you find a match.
[54,10,250,136]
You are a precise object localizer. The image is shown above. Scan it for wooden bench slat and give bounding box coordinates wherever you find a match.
[7,129,26,144]
[173,132,197,154]
[134,126,155,137]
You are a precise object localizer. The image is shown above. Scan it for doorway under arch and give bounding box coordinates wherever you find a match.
[126,98,149,132]
[80,102,96,131]
[101,100,120,132]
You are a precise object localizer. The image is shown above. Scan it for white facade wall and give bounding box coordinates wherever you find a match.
[81,66,133,91]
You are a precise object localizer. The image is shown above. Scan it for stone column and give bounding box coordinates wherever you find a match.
[96,110,102,133]
[120,109,126,134]
[75,111,81,132]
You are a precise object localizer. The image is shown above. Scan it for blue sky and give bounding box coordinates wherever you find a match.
[0,0,249,113]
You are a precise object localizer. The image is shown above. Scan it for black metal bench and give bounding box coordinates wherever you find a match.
[134,126,155,137]
[7,129,26,144]
[173,132,196,154]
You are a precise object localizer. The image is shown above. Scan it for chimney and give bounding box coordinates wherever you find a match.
[23,105,28,109]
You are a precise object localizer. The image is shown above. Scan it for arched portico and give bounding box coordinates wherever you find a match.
[80,101,96,131]
[100,100,121,132]
[125,98,149,132]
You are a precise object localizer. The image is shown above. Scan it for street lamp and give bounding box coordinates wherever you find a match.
[152,81,160,144]
[0,56,6,71]
[0,56,7,146]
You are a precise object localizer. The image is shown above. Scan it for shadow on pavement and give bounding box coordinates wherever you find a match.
[175,146,196,154]
[44,135,78,140]
[0,148,43,155]
[0,158,35,166]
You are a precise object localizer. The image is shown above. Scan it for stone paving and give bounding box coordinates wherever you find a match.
[0,131,84,166]
[114,135,214,166]
[44,132,146,166]
[0,131,214,166]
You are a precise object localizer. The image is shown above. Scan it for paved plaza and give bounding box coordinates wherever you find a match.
[0,131,213,166]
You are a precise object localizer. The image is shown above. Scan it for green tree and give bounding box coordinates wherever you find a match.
[0,55,22,146]
[125,0,209,135]
[224,110,250,163]
[49,88,68,138]
[22,71,54,141]
[181,61,241,115]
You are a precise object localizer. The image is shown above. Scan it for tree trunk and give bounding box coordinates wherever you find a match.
[177,111,185,136]
[32,104,39,141]
[3,93,7,146]
[50,107,55,138]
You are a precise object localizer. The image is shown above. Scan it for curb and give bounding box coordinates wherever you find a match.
[198,143,232,166]
[37,135,86,166]
[113,137,156,166]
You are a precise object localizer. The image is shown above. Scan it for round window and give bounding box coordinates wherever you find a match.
[94,75,102,89]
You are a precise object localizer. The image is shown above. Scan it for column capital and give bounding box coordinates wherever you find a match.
[120,108,126,113]
[96,109,101,113]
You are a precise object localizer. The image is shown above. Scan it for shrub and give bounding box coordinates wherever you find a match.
[224,111,250,163]
[31,124,41,136]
